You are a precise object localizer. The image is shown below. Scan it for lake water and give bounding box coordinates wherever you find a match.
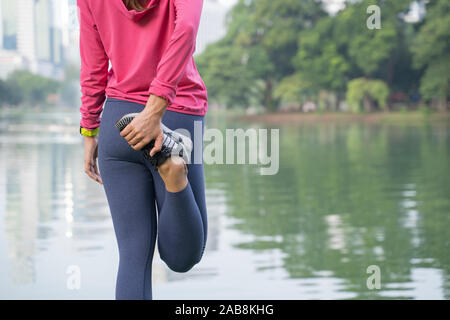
[0,109,449,299]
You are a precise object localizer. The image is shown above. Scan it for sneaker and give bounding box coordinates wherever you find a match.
[115,112,193,170]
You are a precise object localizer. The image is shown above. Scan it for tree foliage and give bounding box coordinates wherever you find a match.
[200,0,449,112]
[0,69,60,107]
[412,0,450,108]
[197,0,326,110]
[346,78,390,112]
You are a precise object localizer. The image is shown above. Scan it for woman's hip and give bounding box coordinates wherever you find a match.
[98,97,204,163]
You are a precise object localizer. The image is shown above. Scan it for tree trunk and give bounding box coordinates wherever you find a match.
[439,82,448,112]
[385,54,395,111]
[363,95,372,112]
[263,78,275,112]
[438,97,447,112]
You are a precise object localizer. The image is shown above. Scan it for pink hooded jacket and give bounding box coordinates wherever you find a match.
[77,0,208,130]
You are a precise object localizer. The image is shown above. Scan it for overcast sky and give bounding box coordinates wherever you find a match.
[217,0,347,12]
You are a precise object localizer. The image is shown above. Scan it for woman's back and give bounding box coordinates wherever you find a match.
[78,0,208,130]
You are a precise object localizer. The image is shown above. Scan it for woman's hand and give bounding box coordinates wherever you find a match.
[120,94,168,157]
[84,135,103,184]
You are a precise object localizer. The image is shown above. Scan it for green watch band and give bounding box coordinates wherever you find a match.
[80,126,99,137]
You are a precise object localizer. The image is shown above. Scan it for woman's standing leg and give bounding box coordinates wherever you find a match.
[97,98,158,300]
[144,110,208,273]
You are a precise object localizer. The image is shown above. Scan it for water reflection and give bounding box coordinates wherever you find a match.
[204,119,450,299]
[0,110,449,299]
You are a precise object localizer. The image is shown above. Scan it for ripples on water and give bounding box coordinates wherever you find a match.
[0,110,449,299]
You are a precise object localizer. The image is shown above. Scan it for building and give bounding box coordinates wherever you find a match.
[0,0,67,80]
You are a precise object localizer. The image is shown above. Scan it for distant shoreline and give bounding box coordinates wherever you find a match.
[237,111,450,125]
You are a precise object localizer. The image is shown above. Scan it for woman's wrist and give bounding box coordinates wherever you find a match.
[145,94,168,118]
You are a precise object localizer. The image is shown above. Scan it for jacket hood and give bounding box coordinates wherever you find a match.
[114,0,160,22]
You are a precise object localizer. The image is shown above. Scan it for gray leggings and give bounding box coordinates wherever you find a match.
[97,97,207,300]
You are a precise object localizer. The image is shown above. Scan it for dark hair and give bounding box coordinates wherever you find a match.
[122,0,155,12]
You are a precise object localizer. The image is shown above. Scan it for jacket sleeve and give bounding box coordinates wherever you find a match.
[77,0,109,130]
[147,0,204,106]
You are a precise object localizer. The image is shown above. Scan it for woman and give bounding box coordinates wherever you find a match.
[77,0,208,300]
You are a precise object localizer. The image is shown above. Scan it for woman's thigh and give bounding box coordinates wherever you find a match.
[97,97,158,259]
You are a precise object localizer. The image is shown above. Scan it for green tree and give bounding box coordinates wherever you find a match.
[197,42,260,109]
[292,16,350,107]
[291,0,414,110]
[412,0,450,110]
[197,0,326,111]
[273,72,315,107]
[346,77,389,112]
[0,79,22,107]
[6,69,60,106]
[249,0,326,110]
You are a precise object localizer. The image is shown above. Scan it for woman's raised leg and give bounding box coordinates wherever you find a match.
[146,110,208,273]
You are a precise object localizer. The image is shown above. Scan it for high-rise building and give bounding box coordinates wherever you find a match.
[17,0,35,63]
[50,0,67,66]
[0,0,25,79]
[64,0,80,64]
[0,3,2,49]
[35,0,51,61]
[0,0,65,80]
[1,0,18,51]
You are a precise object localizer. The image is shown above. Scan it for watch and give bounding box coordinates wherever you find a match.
[80,126,99,137]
